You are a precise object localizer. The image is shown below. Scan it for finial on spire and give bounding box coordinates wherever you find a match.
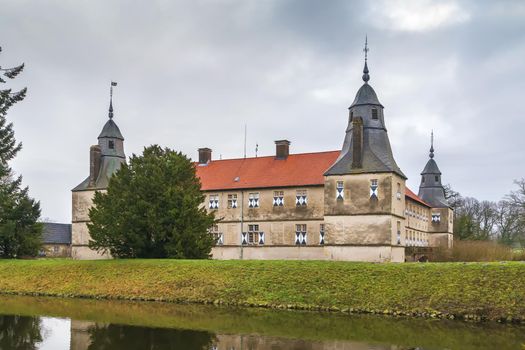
[429,130,435,159]
[362,35,370,83]
[109,81,117,119]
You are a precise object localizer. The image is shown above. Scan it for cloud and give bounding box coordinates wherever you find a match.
[369,0,471,32]
[1,0,524,222]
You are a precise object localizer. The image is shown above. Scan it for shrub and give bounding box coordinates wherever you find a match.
[433,240,522,262]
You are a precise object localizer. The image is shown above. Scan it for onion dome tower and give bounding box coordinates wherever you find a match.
[323,38,407,263]
[73,82,126,191]
[418,132,448,208]
[325,37,405,178]
[71,82,126,260]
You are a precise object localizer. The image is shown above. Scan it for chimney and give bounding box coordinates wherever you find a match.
[351,117,363,169]
[89,145,102,187]
[198,148,212,164]
[275,140,291,160]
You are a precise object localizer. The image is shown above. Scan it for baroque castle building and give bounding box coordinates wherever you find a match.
[71,53,453,262]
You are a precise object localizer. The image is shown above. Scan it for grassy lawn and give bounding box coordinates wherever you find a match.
[0,259,524,322]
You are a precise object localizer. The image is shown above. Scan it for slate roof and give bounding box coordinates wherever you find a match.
[72,155,126,191]
[349,83,383,108]
[98,119,124,140]
[42,223,71,244]
[195,150,424,204]
[421,158,442,175]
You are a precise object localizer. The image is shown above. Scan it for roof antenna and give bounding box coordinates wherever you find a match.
[109,81,117,119]
[429,130,435,159]
[243,124,247,159]
[362,35,370,83]
[255,142,258,158]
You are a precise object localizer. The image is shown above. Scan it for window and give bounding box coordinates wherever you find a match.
[336,181,344,200]
[319,224,325,245]
[371,108,378,120]
[422,177,425,183]
[227,194,238,209]
[296,189,307,206]
[248,193,259,208]
[396,183,401,200]
[242,224,264,245]
[350,111,354,122]
[209,224,223,245]
[295,224,307,245]
[370,179,378,198]
[209,194,219,210]
[108,140,115,149]
[273,190,284,207]
[435,175,439,182]
[432,213,441,223]
[396,221,401,245]
[53,246,59,254]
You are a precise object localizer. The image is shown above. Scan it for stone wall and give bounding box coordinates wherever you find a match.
[71,189,110,260]
[41,244,70,258]
[211,245,405,262]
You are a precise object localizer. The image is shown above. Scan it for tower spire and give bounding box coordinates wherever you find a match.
[429,130,434,159]
[362,35,370,83]
[109,81,117,119]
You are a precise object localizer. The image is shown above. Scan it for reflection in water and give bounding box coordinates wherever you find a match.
[83,321,214,350]
[0,315,42,350]
[0,295,524,350]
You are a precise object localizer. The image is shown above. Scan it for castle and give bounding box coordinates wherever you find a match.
[71,51,453,262]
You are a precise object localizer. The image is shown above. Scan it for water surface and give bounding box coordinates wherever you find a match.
[0,295,524,349]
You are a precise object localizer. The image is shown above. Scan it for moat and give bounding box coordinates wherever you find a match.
[0,295,524,350]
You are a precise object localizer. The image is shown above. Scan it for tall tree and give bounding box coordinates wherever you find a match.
[0,46,42,258]
[88,145,216,258]
[501,179,525,246]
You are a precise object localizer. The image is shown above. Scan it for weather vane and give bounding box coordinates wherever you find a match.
[362,36,370,83]
[109,81,117,119]
[363,35,369,62]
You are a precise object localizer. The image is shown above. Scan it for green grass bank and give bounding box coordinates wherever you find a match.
[0,259,524,322]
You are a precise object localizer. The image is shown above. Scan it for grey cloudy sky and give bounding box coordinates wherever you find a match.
[2,0,525,223]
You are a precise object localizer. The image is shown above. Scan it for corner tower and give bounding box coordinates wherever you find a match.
[418,133,453,247]
[71,82,126,259]
[323,39,406,262]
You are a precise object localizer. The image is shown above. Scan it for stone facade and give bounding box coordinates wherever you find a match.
[71,55,454,262]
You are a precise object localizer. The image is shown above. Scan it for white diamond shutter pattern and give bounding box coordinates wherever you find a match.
[218,233,224,245]
[336,181,344,200]
[248,198,259,208]
[370,184,378,198]
[319,231,325,245]
[259,232,265,245]
[209,197,219,209]
[231,199,238,208]
[295,229,307,245]
[431,213,441,223]
[273,196,284,206]
[241,232,247,245]
[296,195,307,206]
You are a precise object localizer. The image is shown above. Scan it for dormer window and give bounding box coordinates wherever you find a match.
[371,108,378,120]
[108,140,115,149]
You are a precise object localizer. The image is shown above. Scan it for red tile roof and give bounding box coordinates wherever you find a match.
[405,187,431,207]
[195,151,340,191]
[196,150,429,205]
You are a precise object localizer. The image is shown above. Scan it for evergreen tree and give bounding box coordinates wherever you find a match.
[0,46,42,258]
[88,145,216,258]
